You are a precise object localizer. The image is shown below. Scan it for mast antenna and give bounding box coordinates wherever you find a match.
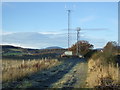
[76,27,81,56]
[67,10,71,50]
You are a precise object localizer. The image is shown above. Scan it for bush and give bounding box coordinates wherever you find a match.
[69,40,93,56]
[90,41,118,65]
[84,49,97,59]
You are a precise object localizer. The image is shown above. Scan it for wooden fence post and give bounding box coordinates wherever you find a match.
[117,63,119,83]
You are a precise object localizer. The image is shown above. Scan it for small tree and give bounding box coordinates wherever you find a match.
[102,41,118,64]
[69,40,93,56]
[89,41,118,65]
[103,41,117,55]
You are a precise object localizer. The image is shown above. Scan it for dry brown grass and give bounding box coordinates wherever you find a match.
[2,59,61,82]
[86,59,120,88]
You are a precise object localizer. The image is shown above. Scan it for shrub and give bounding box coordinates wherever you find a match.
[90,41,118,65]
[69,40,93,56]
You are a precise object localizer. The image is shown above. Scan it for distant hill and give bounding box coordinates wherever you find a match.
[1,45,66,59]
[1,45,22,49]
[94,48,103,51]
[45,46,63,49]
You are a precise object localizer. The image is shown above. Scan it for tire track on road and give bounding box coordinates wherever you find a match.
[51,61,88,88]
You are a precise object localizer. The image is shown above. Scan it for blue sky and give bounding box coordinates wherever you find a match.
[2,2,118,49]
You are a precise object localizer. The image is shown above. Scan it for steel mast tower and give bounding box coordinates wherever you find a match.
[76,27,80,56]
[67,10,71,50]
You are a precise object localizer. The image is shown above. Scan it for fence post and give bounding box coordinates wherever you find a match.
[117,63,119,83]
[22,60,24,65]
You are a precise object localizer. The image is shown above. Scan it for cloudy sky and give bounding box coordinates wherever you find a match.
[2,2,118,49]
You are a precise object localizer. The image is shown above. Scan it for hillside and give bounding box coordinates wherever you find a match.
[1,45,66,59]
[45,46,63,49]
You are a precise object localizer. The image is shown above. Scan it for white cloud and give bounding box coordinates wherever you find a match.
[0,30,15,35]
[2,32,68,49]
[82,35,109,48]
[38,31,61,35]
[1,31,108,49]
[1,31,14,35]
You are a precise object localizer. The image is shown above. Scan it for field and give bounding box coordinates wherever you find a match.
[2,59,61,83]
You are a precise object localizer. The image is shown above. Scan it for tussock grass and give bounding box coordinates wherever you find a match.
[2,59,61,82]
[86,43,120,88]
[86,59,120,88]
